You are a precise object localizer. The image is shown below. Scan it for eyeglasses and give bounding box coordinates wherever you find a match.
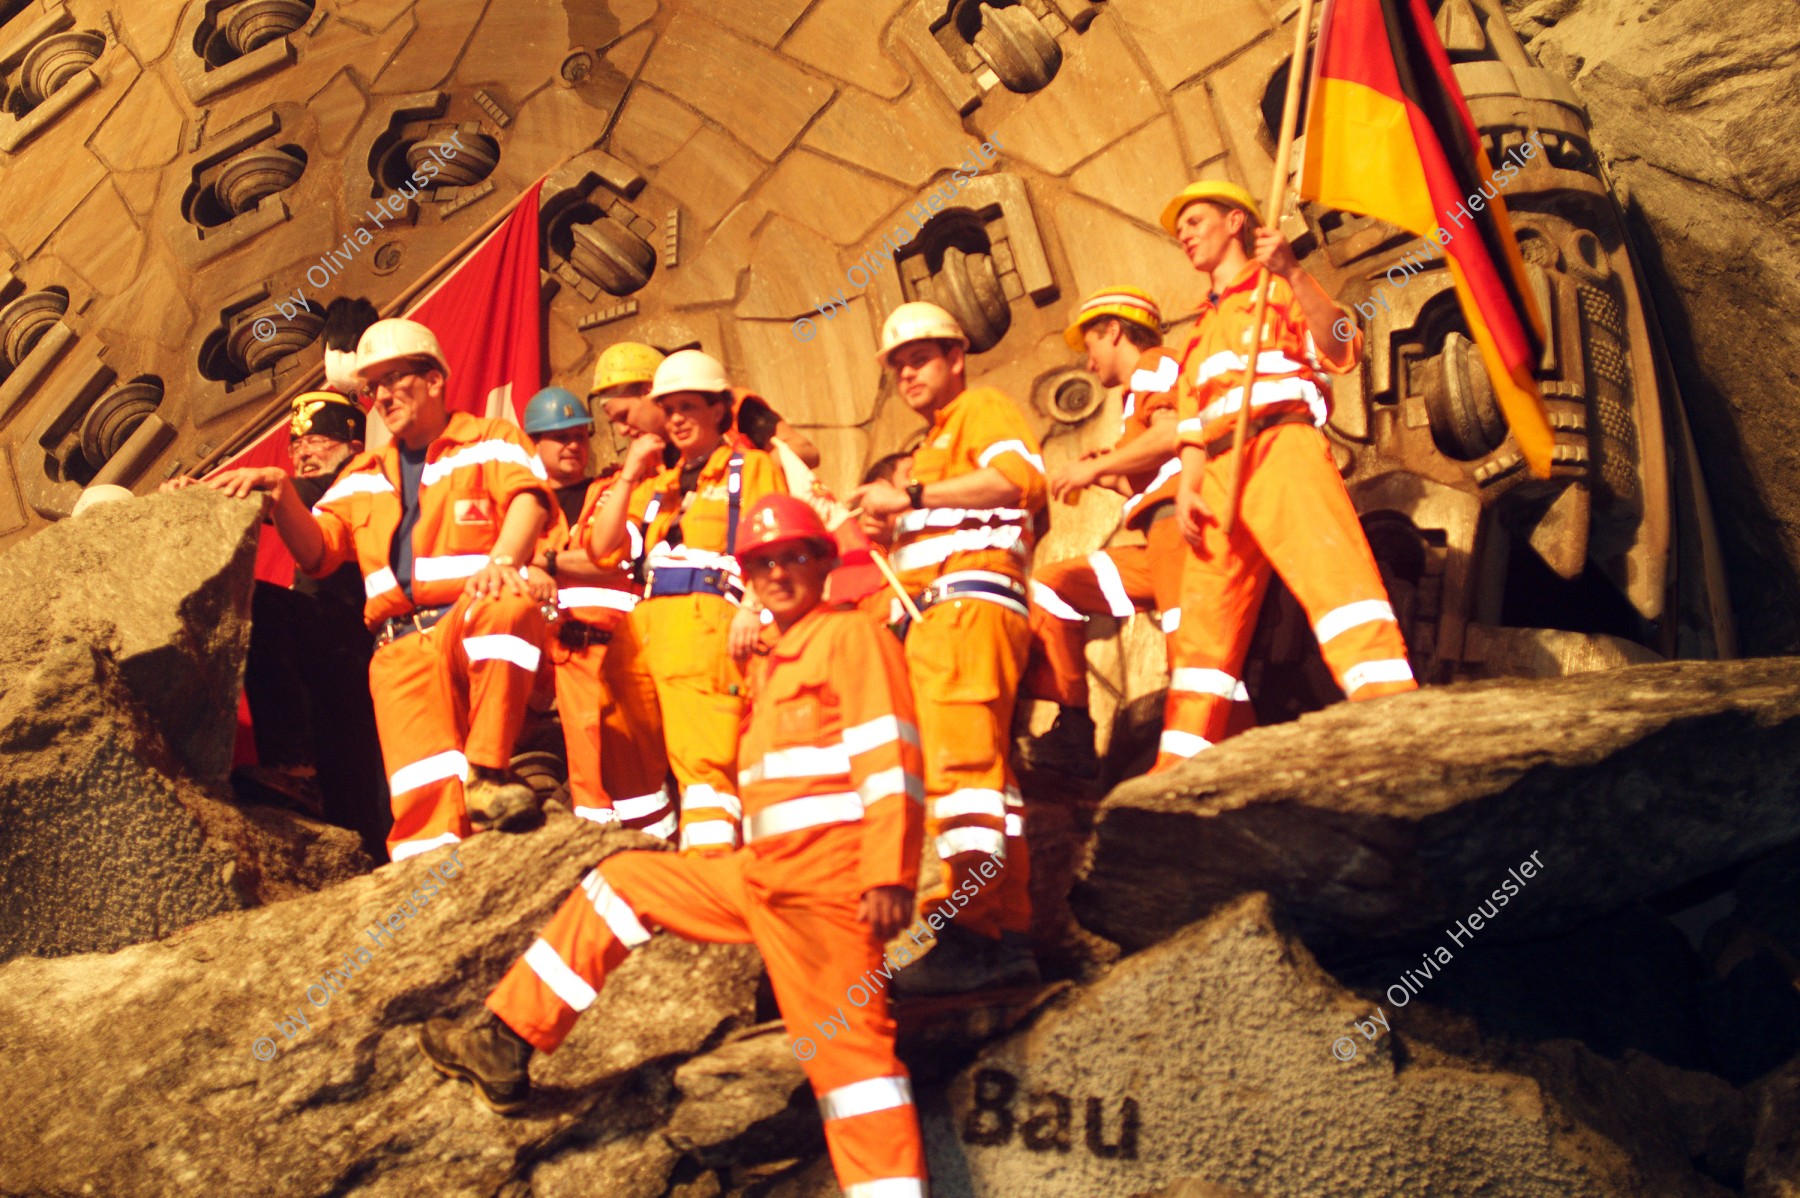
[742,549,824,577]
[290,434,345,456]
[359,362,428,399]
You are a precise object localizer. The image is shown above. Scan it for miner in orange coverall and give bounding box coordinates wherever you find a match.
[518,386,675,838]
[849,302,1044,996]
[228,318,554,860]
[419,494,929,1198]
[1158,180,1417,773]
[1018,284,1252,775]
[586,349,787,853]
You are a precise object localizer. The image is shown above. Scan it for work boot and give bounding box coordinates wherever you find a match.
[418,1012,534,1114]
[991,931,1043,990]
[465,767,540,832]
[1014,706,1099,779]
[230,765,327,819]
[893,923,1039,997]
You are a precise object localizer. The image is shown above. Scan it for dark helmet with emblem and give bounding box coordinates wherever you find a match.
[290,390,366,443]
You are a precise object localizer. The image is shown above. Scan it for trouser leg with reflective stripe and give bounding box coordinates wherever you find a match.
[633,595,745,852]
[906,598,1033,940]
[599,617,676,839]
[370,626,470,861]
[447,591,551,771]
[1023,544,1155,707]
[549,635,610,823]
[485,847,925,1195]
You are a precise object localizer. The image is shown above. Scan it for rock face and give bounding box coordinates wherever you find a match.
[1511,0,1800,654]
[1073,657,1800,954]
[0,490,368,964]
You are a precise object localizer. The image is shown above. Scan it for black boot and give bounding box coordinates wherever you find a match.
[1014,706,1099,778]
[464,767,541,832]
[418,1011,535,1113]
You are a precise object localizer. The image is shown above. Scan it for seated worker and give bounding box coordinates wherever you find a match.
[519,386,672,838]
[1160,180,1416,770]
[217,318,556,860]
[586,350,787,854]
[417,494,929,1198]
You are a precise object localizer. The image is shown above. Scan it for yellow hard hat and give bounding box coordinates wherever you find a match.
[589,342,666,398]
[876,301,968,365]
[1159,180,1264,236]
[1063,285,1163,352]
[355,318,450,384]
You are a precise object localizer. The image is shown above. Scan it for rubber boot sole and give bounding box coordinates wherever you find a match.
[417,1023,530,1115]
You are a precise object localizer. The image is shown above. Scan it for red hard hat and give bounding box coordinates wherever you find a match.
[736,494,835,564]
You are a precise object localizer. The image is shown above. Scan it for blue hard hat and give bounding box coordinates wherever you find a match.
[522,386,593,435]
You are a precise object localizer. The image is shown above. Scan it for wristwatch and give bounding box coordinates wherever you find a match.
[544,550,559,578]
[906,480,925,509]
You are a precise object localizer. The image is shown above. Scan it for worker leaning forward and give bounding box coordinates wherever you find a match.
[850,302,1045,996]
[587,349,787,853]
[1017,285,1246,774]
[418,494,929,1198]
[518,386,673,835]
[1157,181,1417,772]
[242,318,555,859]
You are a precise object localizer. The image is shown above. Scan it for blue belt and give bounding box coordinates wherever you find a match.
[376,604,452,646]
[645,566,742,602]
[918,576,1029,617]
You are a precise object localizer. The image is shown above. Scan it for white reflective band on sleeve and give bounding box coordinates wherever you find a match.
[1196,377,1327,428]
[581,871,652,947]
[1005,812,1023,837]
[859,765,925,807]
[936,826,1006,859]
[1161,607,1181,633]
[1177,417,1205,437]
[679,819,739,850]
[934,788,1008,820]
[572,805,619,824]
[558,587,639,612]
[889,526,1026,573]
[626,522,645,561]
[463,634,542,673]
[389,831,461,861]
[420,439,545,486]
[613,791,672,821]
[1130,356,1182,395]
[682,783,742,820]
[977,439,1047,475]
[1030,580,1084,622]
[754,742,852,782]
[1158,729,1214,758]
[363,567,399,599]
[819,1075,914,1122]
[1193,349,1314,386]
[315,472,396,509]
[1169,667,1242,700]
[638,810,679,840]
[413,554,491,582]
[524,937,598,1012]
[843,1180,926,1198]
[744,792,864,843]
[1121,458,1182,520]
[1342,658,1416,694]
[893,506,1029,535]
[1087,552,1137,618]
[1313,599,1398,645]
[843,714,920,756]
[389,749,469,796]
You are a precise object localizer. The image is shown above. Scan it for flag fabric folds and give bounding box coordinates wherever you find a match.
[1299,0,1554,478]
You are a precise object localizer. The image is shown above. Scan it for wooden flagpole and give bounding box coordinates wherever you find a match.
[1219,0,1317,535]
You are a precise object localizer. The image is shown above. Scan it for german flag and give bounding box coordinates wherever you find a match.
[1299,0,1553,478]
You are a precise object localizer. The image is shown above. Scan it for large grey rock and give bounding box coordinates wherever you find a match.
[0,817,768,1198]
[918,894,1733,1197]
[1073,658,1800,955]
[0,490,370,964]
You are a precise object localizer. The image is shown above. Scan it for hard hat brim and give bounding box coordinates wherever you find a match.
[876,332,969,367]
[525,414,594,435]
[1159,186,1264,236]
[356,351,448,385]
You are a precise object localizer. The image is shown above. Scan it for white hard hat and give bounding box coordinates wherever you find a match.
[354,318,450,385]
[649,349,731,401]
[72,484,134,517]
[877,301,968,365]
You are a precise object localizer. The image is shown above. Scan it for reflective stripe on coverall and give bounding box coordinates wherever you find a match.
[1157,264,1415,771]
[894,386,1045,940]
[309,412,553,859]
[487,605,927,1197]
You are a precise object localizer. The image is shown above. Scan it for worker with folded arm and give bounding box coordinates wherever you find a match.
[418,494,929,1198]
[849,302,1045,996]
[1158,180,1416,772]
[229,318,555,859]
[586,350,787,854]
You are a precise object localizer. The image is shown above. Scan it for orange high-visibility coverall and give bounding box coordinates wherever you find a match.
[617,442,785,852]
[1157,261,1416,772]
[487,604,928,1197]
[889,387,1045,941]
[309,412,553,860]
[536,478,672,834]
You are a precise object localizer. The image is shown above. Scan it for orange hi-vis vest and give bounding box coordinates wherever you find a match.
[310,412,551,629]
[738,604,925,895]
[889,386,1047,593]
[1117,345,1184,531]
[540,476,641,630]
[625,441,785,600]
[1174,261,1361,451]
